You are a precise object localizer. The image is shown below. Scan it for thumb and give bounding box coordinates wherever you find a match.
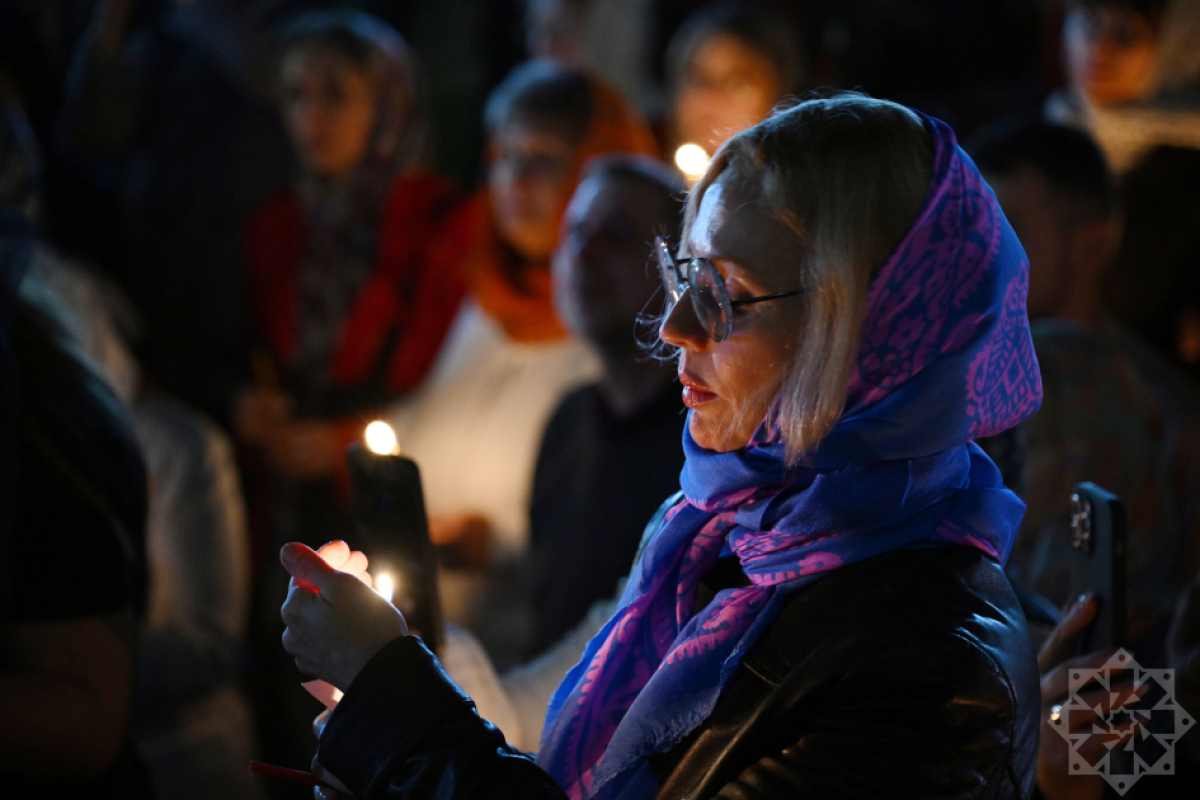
[281,542,339,594]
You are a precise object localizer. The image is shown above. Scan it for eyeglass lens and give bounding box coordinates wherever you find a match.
[689,260,732,341]
[655,238,684,303]
[654,238,732,341]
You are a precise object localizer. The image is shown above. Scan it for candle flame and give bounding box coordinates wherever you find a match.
[364,420,399,456]
[375,573,394,603]
[674,143,710,181]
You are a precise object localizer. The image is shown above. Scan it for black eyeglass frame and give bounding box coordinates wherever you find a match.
[654,236,804,343]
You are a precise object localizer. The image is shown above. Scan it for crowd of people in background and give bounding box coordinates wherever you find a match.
[2,1,1200,799]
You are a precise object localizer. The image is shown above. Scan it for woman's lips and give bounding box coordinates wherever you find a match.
[680,375,717,408]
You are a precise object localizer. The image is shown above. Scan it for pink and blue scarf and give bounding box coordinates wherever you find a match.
[536,113,1044,800]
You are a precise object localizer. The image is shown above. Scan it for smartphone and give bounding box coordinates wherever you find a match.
[1067,482,1127,652]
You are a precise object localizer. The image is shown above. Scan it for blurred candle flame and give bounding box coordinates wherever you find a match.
[674,143,710,183]
[364,420,399,456]
[375,573,394,603]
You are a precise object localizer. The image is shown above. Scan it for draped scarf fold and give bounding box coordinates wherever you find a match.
[536,112,1043,800]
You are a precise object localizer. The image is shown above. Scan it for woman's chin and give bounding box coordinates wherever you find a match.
[688,414,738,453]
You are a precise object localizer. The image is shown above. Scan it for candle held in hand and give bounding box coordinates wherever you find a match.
[345,421,443,651]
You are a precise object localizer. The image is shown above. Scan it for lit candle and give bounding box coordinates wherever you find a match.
[375,572,394,603]
[345,420,443,651]
[364,420,399,456]
[674,143,710,185]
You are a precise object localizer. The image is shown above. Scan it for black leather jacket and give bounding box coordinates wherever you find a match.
[319,546,1040,799]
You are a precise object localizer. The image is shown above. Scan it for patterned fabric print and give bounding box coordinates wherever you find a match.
[966,268,1042,438]
[832,121,1042,465]
[537,112,1042,800]
[851,143,992,405]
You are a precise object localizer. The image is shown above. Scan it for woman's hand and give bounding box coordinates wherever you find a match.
[233,390,347,480]
[1035,595,1143,800]
[266,421,344,480]
[232,387,292,445]
[307,541,372,588]
[281,543,408,690]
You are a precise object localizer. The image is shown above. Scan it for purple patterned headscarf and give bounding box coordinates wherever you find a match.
[536,112,1043,800]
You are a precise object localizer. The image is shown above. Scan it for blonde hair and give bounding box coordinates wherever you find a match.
[681,92,932,464]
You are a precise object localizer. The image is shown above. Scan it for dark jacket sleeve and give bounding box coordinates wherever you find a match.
[711,632,1027,800]
[318,636,567,800]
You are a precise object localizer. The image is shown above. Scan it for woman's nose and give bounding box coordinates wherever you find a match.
[659,291,709,350]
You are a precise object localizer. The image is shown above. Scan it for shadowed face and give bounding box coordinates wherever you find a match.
[552,173,678,350]
[659,166,803,451]
[489,123,577,260]
[1064,5,1158,106]
[673,32,780,153]
[989,167,1073,319]
[282,47,378,181]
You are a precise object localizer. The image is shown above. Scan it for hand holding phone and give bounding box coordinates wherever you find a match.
[1067,482,1127,652]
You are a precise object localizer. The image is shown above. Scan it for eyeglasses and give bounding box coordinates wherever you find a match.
[490,149,572,183]
[654,236,804,342]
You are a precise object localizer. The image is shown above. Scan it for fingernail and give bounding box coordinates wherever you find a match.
[1076,592,1093,606]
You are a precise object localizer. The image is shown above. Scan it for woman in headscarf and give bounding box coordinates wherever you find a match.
[237,11,463,770]
[382,61,657,665]
[1048,0,1200,171]
[664,3,805,168]
[237,10,460,538]
[280,92,1045,799]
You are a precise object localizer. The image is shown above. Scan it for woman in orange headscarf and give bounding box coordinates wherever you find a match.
[385,61,657,663]
[440,60,659,344]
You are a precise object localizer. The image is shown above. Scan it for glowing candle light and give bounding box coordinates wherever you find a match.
[674,143,710,183]
[375,573,394,603]
[364,420,399,456]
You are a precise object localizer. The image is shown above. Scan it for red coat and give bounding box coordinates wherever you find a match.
[244,172,463,399]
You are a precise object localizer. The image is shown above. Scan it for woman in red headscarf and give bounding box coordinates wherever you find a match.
[237,10,461,504]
